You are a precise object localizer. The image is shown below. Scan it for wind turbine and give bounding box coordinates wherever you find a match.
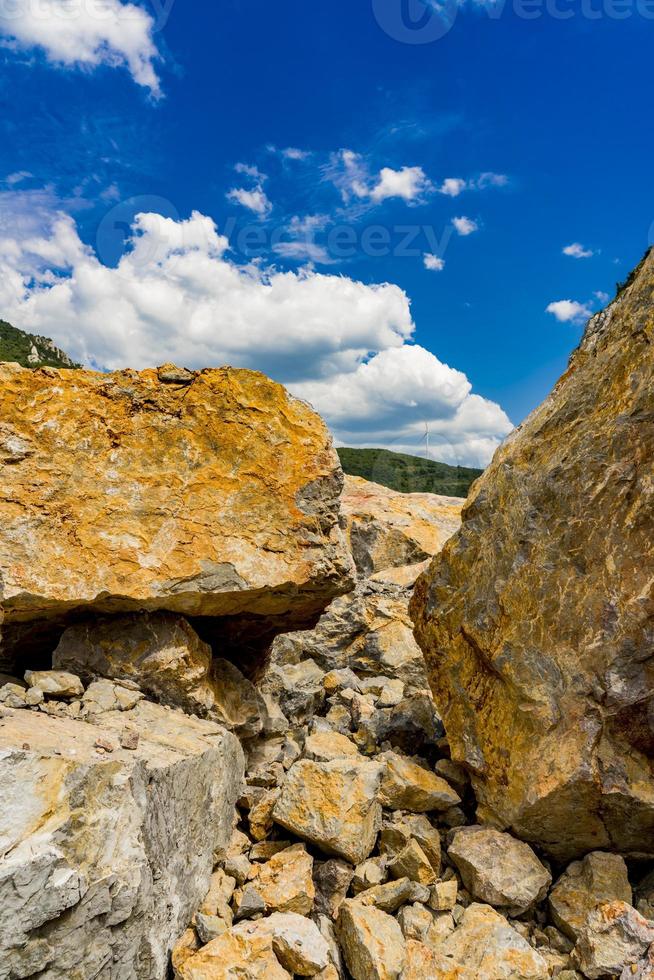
[421,421,432,459]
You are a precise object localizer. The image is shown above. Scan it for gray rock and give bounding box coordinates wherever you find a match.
[448,825,551,914]
[0,699,243,979]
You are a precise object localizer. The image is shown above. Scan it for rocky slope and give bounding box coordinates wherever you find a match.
[411,246,654,862]
[2,316,654,980]
[0,320,79,369]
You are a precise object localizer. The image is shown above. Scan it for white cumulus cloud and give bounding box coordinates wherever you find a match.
[227,186,272,217]
[452,216,478,236]
[563,242,594,259]
[438,177,467,197]
[0,193,512,466]
[423,253,445,271]
[0,0,162,94]
[369,166,430,203]
[546,299,593,323]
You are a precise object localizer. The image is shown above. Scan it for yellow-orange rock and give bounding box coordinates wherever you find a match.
[411,249,654,861]
[341,475,463,577]
[0,364,354,668]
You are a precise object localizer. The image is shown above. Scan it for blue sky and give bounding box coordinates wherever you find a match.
[0,0,652,465]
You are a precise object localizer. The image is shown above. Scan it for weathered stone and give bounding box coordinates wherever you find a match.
[54,614,264,737]
[172,928,201,975]
[0,364,354,671]
[549,851,632,941]
[434,758,469,797]
[411,251,654,860]
[269,581,430,695]
[249,840,293,862]
[431,903,550,978]
[81,678,144,714]
[387,839,436,885]
[400,939,448,980]
[304,729,360,763]
[573,901,654,978]
[195,912,228,944]
[249,788,280,841]
[337,899,406,980]
[273,758,383,864]
[448,825,551,914]
[430,879,458,911]
[24,669,83,697]
[248,844,315,915]
[351,857,387,894]
[199,868,236,921]
[235,912,330,976]
[379,812,442,873]
[313,859,355,919]
[0,682,39,708]
[177,930,292,979]
[233,885,266,922]
[0,700,243,979]
[261,658,326,724]
[223,853,252,886]
[341,474,462,577]
[356,877,430,914]
[378,751,460,812]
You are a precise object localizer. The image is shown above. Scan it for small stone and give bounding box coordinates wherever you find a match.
[199,868,236,923]
[223,853,252,886]
[248,843,315,915]
[356,877,429,914]
[235,912,331,976]
[549,851,632,941]
[379,812,441,874]
[249,788,280,841]
[377,679,404,708]
[323,668,361,695]
[447,825,551,914]
[249,840,293,862]
[273,758,383,864]
[25,687,44,706]
[233,884,266,921]
[0,683,29,708]
[337,899,406,980]
[352,857,387,894]
[177,931,291,980]
[378,751,460,812]
[94,736,115,753]
[194,912,228,944]
[119,728,139,750]
[387,839,436,886]
[429,878,458,911]
[573,901,654,979]
[313,859,355,919]
[324,703,351,734]
[24,669,83,698]
[157,362,195,384]
[397,903,435,942]
[304,730,360,763]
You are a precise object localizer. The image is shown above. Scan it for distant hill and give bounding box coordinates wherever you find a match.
[0,320,79,369]
[337,447,482,498]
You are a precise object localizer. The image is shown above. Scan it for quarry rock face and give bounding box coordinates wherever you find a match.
[341,474,463,577]
[0,363,354,670]
[411,248,654,860]
[0,699,244,979]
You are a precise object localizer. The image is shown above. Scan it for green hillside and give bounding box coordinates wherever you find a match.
[0,320,79,369]
[337,447,482,498]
